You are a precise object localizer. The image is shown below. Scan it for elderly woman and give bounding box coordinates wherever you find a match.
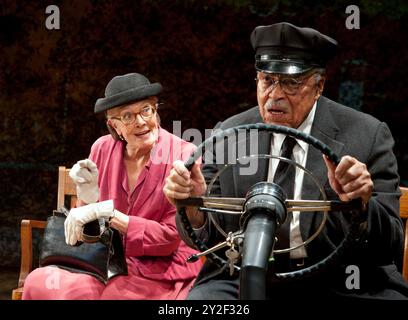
[22,73,201,299]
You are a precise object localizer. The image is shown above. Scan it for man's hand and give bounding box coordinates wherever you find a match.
[163,160,207,228]
[323,155,373,208]
[69,159,100,204]
[64,200,114,245]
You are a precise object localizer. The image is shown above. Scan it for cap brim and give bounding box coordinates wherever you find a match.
[94,83,162,113]
[255,60,314,75]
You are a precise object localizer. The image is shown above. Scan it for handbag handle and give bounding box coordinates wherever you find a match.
[54,207,106,244]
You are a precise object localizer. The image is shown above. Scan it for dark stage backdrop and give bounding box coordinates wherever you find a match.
[0,0,407,267]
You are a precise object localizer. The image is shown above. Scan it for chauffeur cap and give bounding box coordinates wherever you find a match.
[250,22,338,75]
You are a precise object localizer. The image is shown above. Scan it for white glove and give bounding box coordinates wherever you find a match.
[69,159,100,204]
[64,200,114,245]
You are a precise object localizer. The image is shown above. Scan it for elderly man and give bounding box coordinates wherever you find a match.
[164,22,408,300]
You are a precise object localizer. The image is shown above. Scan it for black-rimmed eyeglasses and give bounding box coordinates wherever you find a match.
[255,72,317,95]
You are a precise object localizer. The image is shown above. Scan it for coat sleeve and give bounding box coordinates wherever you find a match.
[359,122,403,264]
[125,200,181,257]
[314,121,403,266]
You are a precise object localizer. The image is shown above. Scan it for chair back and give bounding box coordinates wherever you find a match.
[57,166,77,209]
[12,166,76,300]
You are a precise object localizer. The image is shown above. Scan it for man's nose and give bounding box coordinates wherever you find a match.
[268,82,285,99]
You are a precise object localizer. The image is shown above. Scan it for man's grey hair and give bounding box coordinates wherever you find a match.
[313,68,326,83]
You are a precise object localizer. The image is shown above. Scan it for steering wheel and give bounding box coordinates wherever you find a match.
[176,123,364,299]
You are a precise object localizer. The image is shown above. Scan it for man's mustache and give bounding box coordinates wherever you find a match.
[265,100,289,111]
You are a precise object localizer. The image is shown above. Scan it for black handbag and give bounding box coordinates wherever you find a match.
[39,207,128,284]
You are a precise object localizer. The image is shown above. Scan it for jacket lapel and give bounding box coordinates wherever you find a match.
[300,97,345,240]
[132,129,169,211]
[107,140,125,202]
[133,162,164,211]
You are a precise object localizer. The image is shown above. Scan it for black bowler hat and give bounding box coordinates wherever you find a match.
[250,22,338,75]
[94,73,163,113]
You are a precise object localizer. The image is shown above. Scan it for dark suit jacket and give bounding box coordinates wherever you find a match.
[177,96,408,299]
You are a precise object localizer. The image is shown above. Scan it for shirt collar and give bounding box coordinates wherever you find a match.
[272,101,317,152]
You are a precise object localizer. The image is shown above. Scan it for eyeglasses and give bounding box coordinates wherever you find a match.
[109,104,157,125]
[255,72,316,95]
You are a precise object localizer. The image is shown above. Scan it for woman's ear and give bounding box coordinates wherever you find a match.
[107,119,121,135]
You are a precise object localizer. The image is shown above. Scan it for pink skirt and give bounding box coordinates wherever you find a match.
[22,265,196,300]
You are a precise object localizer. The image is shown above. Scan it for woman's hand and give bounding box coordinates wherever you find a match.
[69,159,100,204]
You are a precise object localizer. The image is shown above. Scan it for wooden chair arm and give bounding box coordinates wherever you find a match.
[11,287,23,300]
[400,187,408,282]
[400,187,408,219]
[403,222,408,282]
[16,220,47,289]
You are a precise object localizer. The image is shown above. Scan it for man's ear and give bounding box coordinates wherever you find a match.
[315,75,326,99]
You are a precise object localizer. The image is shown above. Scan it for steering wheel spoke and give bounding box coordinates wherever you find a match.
[286,199,332,212]
[178,197,360,214]
[286,199,361,212]
[178,196,246,210]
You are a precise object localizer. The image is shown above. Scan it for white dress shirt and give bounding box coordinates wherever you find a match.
[267,102,317,259]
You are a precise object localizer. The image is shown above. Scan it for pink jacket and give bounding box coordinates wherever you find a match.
[89,128,201,282]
